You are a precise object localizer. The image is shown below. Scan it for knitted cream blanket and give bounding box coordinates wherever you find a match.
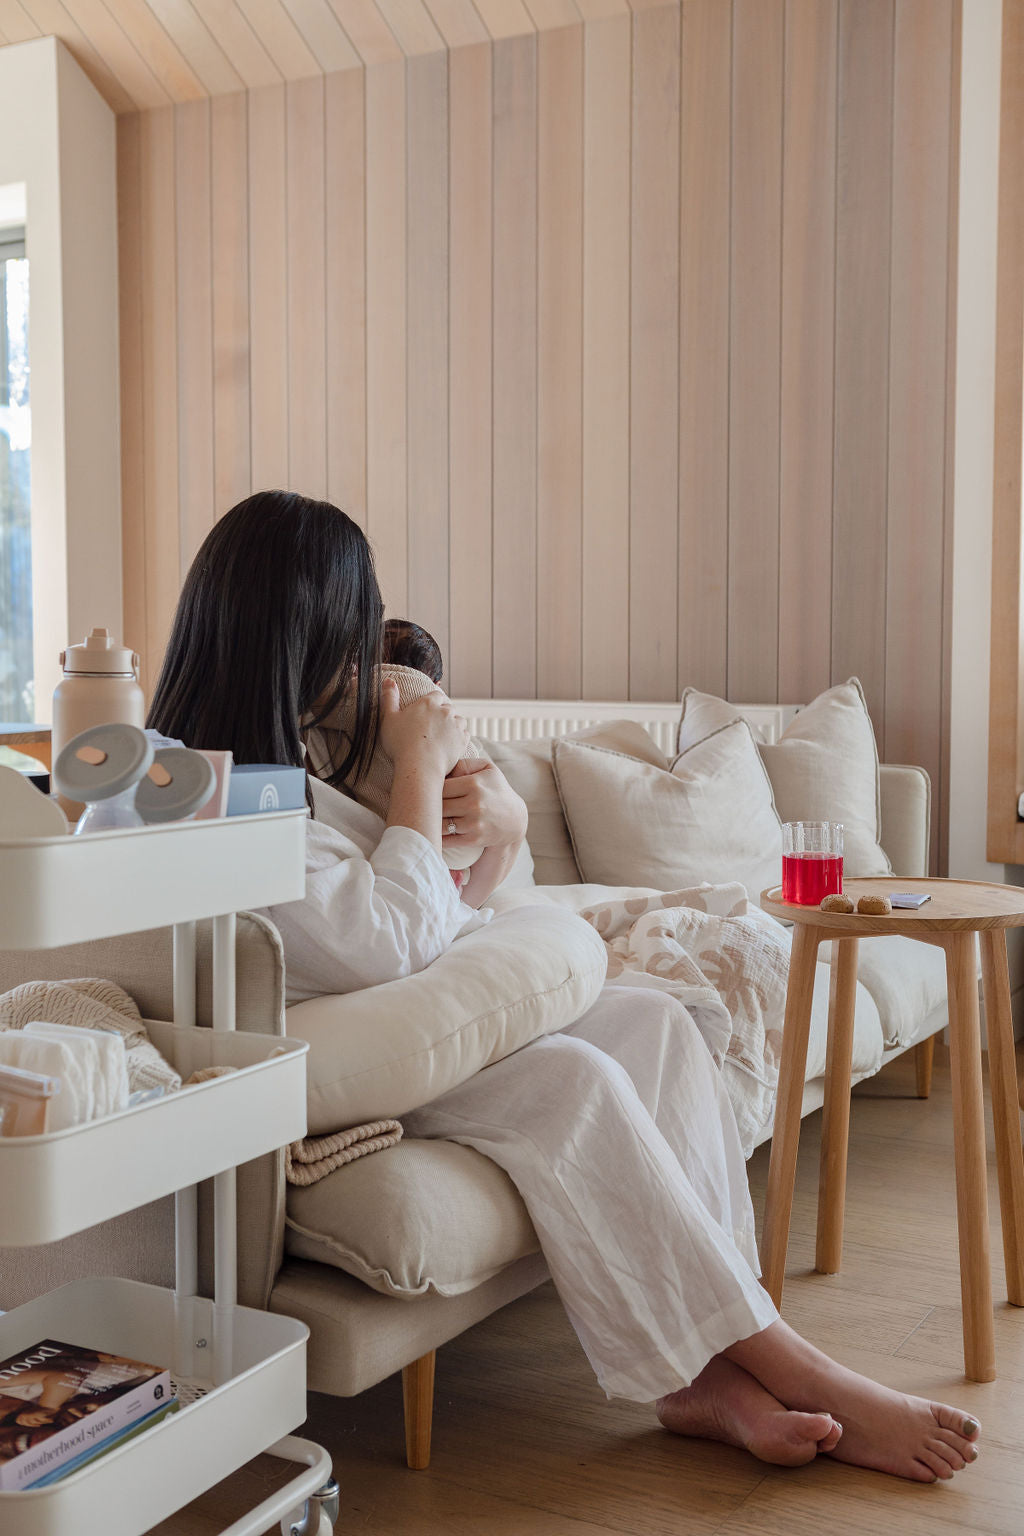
[0,976,401,1185]
[577,884,792,1157]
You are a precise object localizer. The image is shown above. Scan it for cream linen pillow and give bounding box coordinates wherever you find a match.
[678,678,891,877]
[487,721,668,885]
[551,719,782,899]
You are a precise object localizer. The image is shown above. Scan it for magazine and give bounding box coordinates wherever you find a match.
[26,1399,180,1488]
[0,1340,173,1492]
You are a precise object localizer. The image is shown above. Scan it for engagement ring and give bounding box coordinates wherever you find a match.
[446,818,457,836]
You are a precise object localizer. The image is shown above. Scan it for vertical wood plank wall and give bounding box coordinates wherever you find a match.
[118,0,958,867]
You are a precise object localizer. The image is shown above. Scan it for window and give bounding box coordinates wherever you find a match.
[0,185,30,724]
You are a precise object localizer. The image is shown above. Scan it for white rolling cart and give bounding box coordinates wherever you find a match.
[0,812,338,1536]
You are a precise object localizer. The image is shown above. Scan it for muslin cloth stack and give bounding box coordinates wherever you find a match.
[0,978,182,1096]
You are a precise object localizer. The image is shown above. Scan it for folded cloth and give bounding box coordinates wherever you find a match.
[286,1119,403,1187]
[0,978,181,1095]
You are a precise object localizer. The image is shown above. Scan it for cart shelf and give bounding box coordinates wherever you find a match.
[0,1278,308,1536]
[0,1021,307,1246]
[0,810,307,950]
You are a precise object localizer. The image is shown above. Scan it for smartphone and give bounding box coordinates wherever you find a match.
[889,892,931,909]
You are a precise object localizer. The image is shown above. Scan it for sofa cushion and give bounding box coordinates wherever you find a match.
[487,721,667,886]
[285,1137,539,1298]
[832,934,948,1049]
[551,720,782,901]
[286,904,609,1135]
[678,678,891,878]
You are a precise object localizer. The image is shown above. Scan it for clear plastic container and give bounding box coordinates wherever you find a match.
[74,788,144,834]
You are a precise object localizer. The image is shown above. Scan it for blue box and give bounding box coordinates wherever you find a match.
[226,764,307,816]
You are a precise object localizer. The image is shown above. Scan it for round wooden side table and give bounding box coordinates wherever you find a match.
[759,876,1024,1383]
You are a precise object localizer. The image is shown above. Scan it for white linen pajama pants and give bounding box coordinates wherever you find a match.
[402,986,780,1402]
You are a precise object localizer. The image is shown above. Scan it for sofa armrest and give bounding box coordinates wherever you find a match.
[879,763,931,877]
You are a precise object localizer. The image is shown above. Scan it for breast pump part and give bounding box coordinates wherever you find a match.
[0,765,69,838]
[53,724,154,804]
[134,747,217,824]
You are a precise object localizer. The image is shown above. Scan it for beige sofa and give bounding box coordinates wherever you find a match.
[0,726,944,1471]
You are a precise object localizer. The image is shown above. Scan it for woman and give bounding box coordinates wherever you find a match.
[149,491,980,1482]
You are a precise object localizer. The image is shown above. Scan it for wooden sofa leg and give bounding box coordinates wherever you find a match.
[915,1035,935,1098]
[402,1351,435,1470]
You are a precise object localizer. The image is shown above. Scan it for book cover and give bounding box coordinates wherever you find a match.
[26,1398,180,1488]
[0,1340,173,1492]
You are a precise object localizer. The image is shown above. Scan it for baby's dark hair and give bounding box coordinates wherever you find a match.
[382,619,444,685]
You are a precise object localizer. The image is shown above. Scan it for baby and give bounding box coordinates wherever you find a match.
[303,619,487,891]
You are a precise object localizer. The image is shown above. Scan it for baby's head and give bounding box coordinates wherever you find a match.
[382,619,443,685]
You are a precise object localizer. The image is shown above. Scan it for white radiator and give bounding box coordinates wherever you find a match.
[452,700,801,758]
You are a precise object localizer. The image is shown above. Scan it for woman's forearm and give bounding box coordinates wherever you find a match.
[386,755,448,849]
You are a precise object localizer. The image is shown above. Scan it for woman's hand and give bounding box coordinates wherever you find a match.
[378,678,470,777]
[441,758,528,850]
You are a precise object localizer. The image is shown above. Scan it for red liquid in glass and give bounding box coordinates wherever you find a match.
[782,854,844,905]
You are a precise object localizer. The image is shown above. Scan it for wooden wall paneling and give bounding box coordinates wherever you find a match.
[727,0,783,704]
[20,0,137,113]
[987,0,1024,864]
[831,0,893,743]
[938,0,960,877]
[885,0,954,876]
[247,82,289,489]
[211,90,252,516]
[325,65,367,521]
[536,21,583,698]
[138,106,179,689]
[417,0,488,51]
[96,0,206,101]
[580,9,630,698]
[117,113,147,671]
[278,0,360,72]
[369,0,444,57]
[406,49,450,661]
[468,0,535,42]
[61,0,171,109]
[285,74,328,497]
[365,58,408,615]
[237,0,322,80]
[523,0,578,30]
[447,39,493,696]
[777,0,837,705]
[327,0,405,64]
[141,0,245,96]
[491,32,538,696]
[0,3,38,42]
[174,98,215,567]
[628,0,680,700]
[677,0,730,700]
[184,0,281,90]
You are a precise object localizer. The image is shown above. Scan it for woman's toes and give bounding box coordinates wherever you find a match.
[926,1437,966,1474]
[917,1449,952,1481]
[819,1418,843,1453]
[933,1404,981,1445]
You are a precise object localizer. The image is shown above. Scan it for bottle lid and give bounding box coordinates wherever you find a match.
[60,627,140,677]
[135,747,216,824]
[53,724,154,802]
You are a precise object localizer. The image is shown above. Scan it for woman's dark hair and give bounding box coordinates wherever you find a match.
[148,491,383,795]
[381,619,444,685]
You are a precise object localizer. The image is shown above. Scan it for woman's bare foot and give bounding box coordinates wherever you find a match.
[726,1321,981,1483]
[656,1355,842,1467]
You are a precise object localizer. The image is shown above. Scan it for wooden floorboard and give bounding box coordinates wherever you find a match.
[154,1044,1024,1534]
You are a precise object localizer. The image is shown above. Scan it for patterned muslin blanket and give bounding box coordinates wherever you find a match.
[577,884,791,1155]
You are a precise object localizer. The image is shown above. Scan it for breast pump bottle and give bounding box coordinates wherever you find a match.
[51,629,145,820]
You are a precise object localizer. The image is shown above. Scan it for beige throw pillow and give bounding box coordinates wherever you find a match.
[488,720,668,886]
[551,720,782,900]
[678,678,892,877]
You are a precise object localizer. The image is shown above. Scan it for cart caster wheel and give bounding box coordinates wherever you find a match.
[282,1476,339,1536]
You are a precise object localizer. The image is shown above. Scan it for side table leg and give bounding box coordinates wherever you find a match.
[945,932,996,1382]
[980,929,1024,1306]
[761,923,821,1308]
[816,937,859,1275]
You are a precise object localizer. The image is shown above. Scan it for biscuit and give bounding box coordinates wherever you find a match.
[820,894,855,913]
[856,895,893,915]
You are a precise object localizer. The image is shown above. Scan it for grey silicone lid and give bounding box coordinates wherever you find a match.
[53,724,154,802]
[134,747,216,824]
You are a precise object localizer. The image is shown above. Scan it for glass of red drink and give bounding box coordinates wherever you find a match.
[781,821,844,904]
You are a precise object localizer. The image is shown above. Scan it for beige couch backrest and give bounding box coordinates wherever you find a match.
[0,914,286,1312]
